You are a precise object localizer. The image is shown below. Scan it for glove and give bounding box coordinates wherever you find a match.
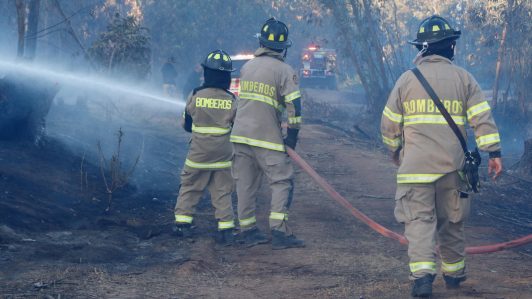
[391,146,402,166]
[284,128,299,149]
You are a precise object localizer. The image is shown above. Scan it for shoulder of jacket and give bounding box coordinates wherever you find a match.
[192,86,208,96]
[283,61,296,72]
[222,89,237,100]
[395,70,413,86]
[452,64,474,78]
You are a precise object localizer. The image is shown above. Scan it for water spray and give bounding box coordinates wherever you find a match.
[0,59,186,108]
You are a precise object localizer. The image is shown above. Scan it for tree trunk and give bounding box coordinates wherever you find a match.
[15,0,26,58]
[492,0,515,109]
[51,0,95,69]
[25,0,40,60]
[518,139,532,176]
[361,0,390,90]
[492,23,507,109]
[327,2,372,105]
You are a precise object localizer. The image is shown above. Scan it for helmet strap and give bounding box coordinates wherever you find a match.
[413,42,429,64]
[450,40,456,61]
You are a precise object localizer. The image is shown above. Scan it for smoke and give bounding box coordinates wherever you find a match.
[1,58,189,194]
[0,60,185,108]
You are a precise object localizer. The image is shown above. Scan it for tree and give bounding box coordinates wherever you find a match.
[89,15,151,80]
[15,0,26,58]
[25,0,41,60]
[322,0,394,114]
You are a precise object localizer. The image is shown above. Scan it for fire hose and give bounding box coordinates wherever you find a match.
[286,148,532,254]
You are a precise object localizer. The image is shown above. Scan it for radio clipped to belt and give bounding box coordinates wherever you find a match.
[411,67,481,193]
[463,148,481,192]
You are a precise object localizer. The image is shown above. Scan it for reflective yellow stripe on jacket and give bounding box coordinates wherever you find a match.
[288,116,302,124]
[285,90,301,103]
[240,91,280,110]
[467,101,491,121]
[185,159,232,169]
[230,135,285,152]
[383,106,403,123]
[476,133,500,147]
[382,135,401,148]
[397,173,445,184]
[404,114,466,126]
[192,124,231,135]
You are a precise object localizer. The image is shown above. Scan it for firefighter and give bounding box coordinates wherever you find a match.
[230,18,304,250]
[174,50,237,246]
[182,63,203,101]
[381,15,503,297]
[161,56,178,97]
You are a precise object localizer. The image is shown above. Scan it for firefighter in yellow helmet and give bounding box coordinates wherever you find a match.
[174,50,238,246]
[381,15,503,297]
[230,18,304,250]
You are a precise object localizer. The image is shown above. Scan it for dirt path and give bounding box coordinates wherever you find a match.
[1,120,531,298]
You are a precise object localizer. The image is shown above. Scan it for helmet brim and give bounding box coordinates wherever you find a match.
[201,63,235,72]
[257,35,292,50]
[408,31,461,46]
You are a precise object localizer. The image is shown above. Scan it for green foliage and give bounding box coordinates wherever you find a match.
[89,15,151,80]
[143,0,267,72]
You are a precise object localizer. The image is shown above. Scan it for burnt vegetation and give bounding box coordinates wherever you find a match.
[0,0,531,298]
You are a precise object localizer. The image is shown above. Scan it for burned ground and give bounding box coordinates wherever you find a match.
[0,89,531,299]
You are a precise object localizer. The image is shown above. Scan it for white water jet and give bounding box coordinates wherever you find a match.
[0,59,185,108]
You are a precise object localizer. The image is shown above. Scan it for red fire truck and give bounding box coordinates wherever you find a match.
[229,53,254,96]
[300,44,337,89]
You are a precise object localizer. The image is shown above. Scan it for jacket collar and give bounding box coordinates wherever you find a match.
[254,47,284,61]
[416,55,453,65]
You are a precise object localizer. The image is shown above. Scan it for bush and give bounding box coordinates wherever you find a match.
[89,15,151,80]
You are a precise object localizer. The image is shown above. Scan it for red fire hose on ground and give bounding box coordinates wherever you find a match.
[287,148,532,254]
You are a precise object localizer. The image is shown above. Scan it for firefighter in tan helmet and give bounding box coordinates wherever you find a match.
[230,18,304,250]
[381,15,503,297]
[174,50,237,246]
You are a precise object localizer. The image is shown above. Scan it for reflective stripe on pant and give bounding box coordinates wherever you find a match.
[174,167,234,224]
[232,143,294,233]
[394,171,470,279]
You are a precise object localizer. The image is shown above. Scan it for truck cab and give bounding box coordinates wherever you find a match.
[300,44,337,90]
[229,53,254,96]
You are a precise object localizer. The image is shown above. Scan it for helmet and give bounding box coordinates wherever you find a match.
[257,17,292,50]
[201,49,235,72]
[408,15,461,46]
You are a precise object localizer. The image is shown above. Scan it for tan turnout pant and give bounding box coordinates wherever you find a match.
[232,143,294,233]
[395,171,470,279]
[174,167,235,230]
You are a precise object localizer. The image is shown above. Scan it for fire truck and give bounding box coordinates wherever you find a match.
[300,44,337,89]
[229,53,254,96]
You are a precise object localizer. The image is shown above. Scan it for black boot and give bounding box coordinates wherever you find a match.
[411,274,435,297]
[271,230,305,250]
[443,275,466,289]
[175,223,194,239]
[237,228,269,247]
[215,228,235,246]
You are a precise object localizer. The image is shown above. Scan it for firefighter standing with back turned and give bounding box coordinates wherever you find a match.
[381,16,503,297]
[231,18,304,250]
[174,50,237,246]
